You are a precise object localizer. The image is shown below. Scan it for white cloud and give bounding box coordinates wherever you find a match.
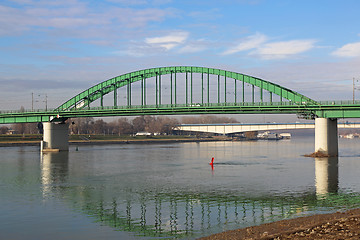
[178,44,206,53]
[223,32,267,55]
[118,33,211,56]
[177,39,208,53]
[223,33,316,59]
[145,31,189,50]
[0,2,171,37]
[188,8,222,21]
[112,8,170,28]
[106,0,148,5]
[254,39,317,59]
[332,42,360,57]
[105,0,172,5]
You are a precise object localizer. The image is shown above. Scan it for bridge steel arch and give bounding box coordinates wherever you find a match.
[55,66,318,111]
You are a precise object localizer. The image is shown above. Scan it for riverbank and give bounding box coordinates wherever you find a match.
[199,208,360,239]
[0,134,232,147]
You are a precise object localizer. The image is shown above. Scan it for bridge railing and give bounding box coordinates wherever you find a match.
[317,100,360,105]
[76,101,305,111]
[0,108,55,114]
[0,102,300,114]
[2,100,360,115]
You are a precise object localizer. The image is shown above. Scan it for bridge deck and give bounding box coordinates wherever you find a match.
[2,102,360,124]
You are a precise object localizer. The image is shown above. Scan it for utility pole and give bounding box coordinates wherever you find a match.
[354,77,359,104]
[32,92,34,111]
[353,77,355,104]
[45,94,48,111]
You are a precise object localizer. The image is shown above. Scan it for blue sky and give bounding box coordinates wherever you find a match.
[1,0,360,111]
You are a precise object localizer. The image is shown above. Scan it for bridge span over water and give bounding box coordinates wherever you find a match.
[1,66,360,156]
[176,122,360,135]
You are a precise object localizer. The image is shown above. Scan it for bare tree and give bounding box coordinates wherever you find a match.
[26,123,39,134]
[12,123,26,134]
[11,123,38,134]
[92,119,107,134]
[117,118,133,135]
[107,121,118,135]
[69,117,95,134]
[0,126,9,134]
[12,106,26,134]
[145,117,159,133]
[182,115,238,124]
[132,116,146,133]
[158,116,179,135]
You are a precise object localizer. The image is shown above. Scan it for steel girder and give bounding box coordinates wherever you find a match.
[54,66,318,111]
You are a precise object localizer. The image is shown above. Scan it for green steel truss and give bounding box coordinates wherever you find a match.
[54,66,317,111]
[1,66,360,124]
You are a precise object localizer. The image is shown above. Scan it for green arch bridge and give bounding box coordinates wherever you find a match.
[1,66,360,155]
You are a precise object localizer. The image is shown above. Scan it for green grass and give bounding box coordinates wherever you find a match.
[0,134,42,142]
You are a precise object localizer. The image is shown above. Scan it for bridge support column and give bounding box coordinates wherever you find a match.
[314,118,338,156]
[41,122,69,152]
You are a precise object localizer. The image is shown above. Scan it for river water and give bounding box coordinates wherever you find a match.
[1,136,360,239]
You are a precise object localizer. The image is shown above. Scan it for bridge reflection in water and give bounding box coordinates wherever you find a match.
[40,151,69,199]
[40,152,357,239]
[315,157,338,197]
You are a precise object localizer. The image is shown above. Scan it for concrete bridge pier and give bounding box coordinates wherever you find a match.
[41,122,69,152]
[314,118,338,156]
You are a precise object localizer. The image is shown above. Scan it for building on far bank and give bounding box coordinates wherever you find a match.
[6,129,18,135]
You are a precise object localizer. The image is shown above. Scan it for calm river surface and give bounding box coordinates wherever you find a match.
[1,136,360,239]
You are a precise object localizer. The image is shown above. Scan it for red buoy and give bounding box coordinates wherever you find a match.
[209,157,214,170]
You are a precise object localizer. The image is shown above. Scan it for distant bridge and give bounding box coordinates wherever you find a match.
[176,122,360,135]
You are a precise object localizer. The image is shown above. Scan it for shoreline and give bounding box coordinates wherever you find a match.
[199,208,360,239]
[0,137,231,147]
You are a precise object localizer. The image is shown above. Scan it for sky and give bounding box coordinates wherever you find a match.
[1,0,360,114]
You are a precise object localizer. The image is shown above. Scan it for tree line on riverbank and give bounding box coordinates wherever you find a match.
[1,115,238,135]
